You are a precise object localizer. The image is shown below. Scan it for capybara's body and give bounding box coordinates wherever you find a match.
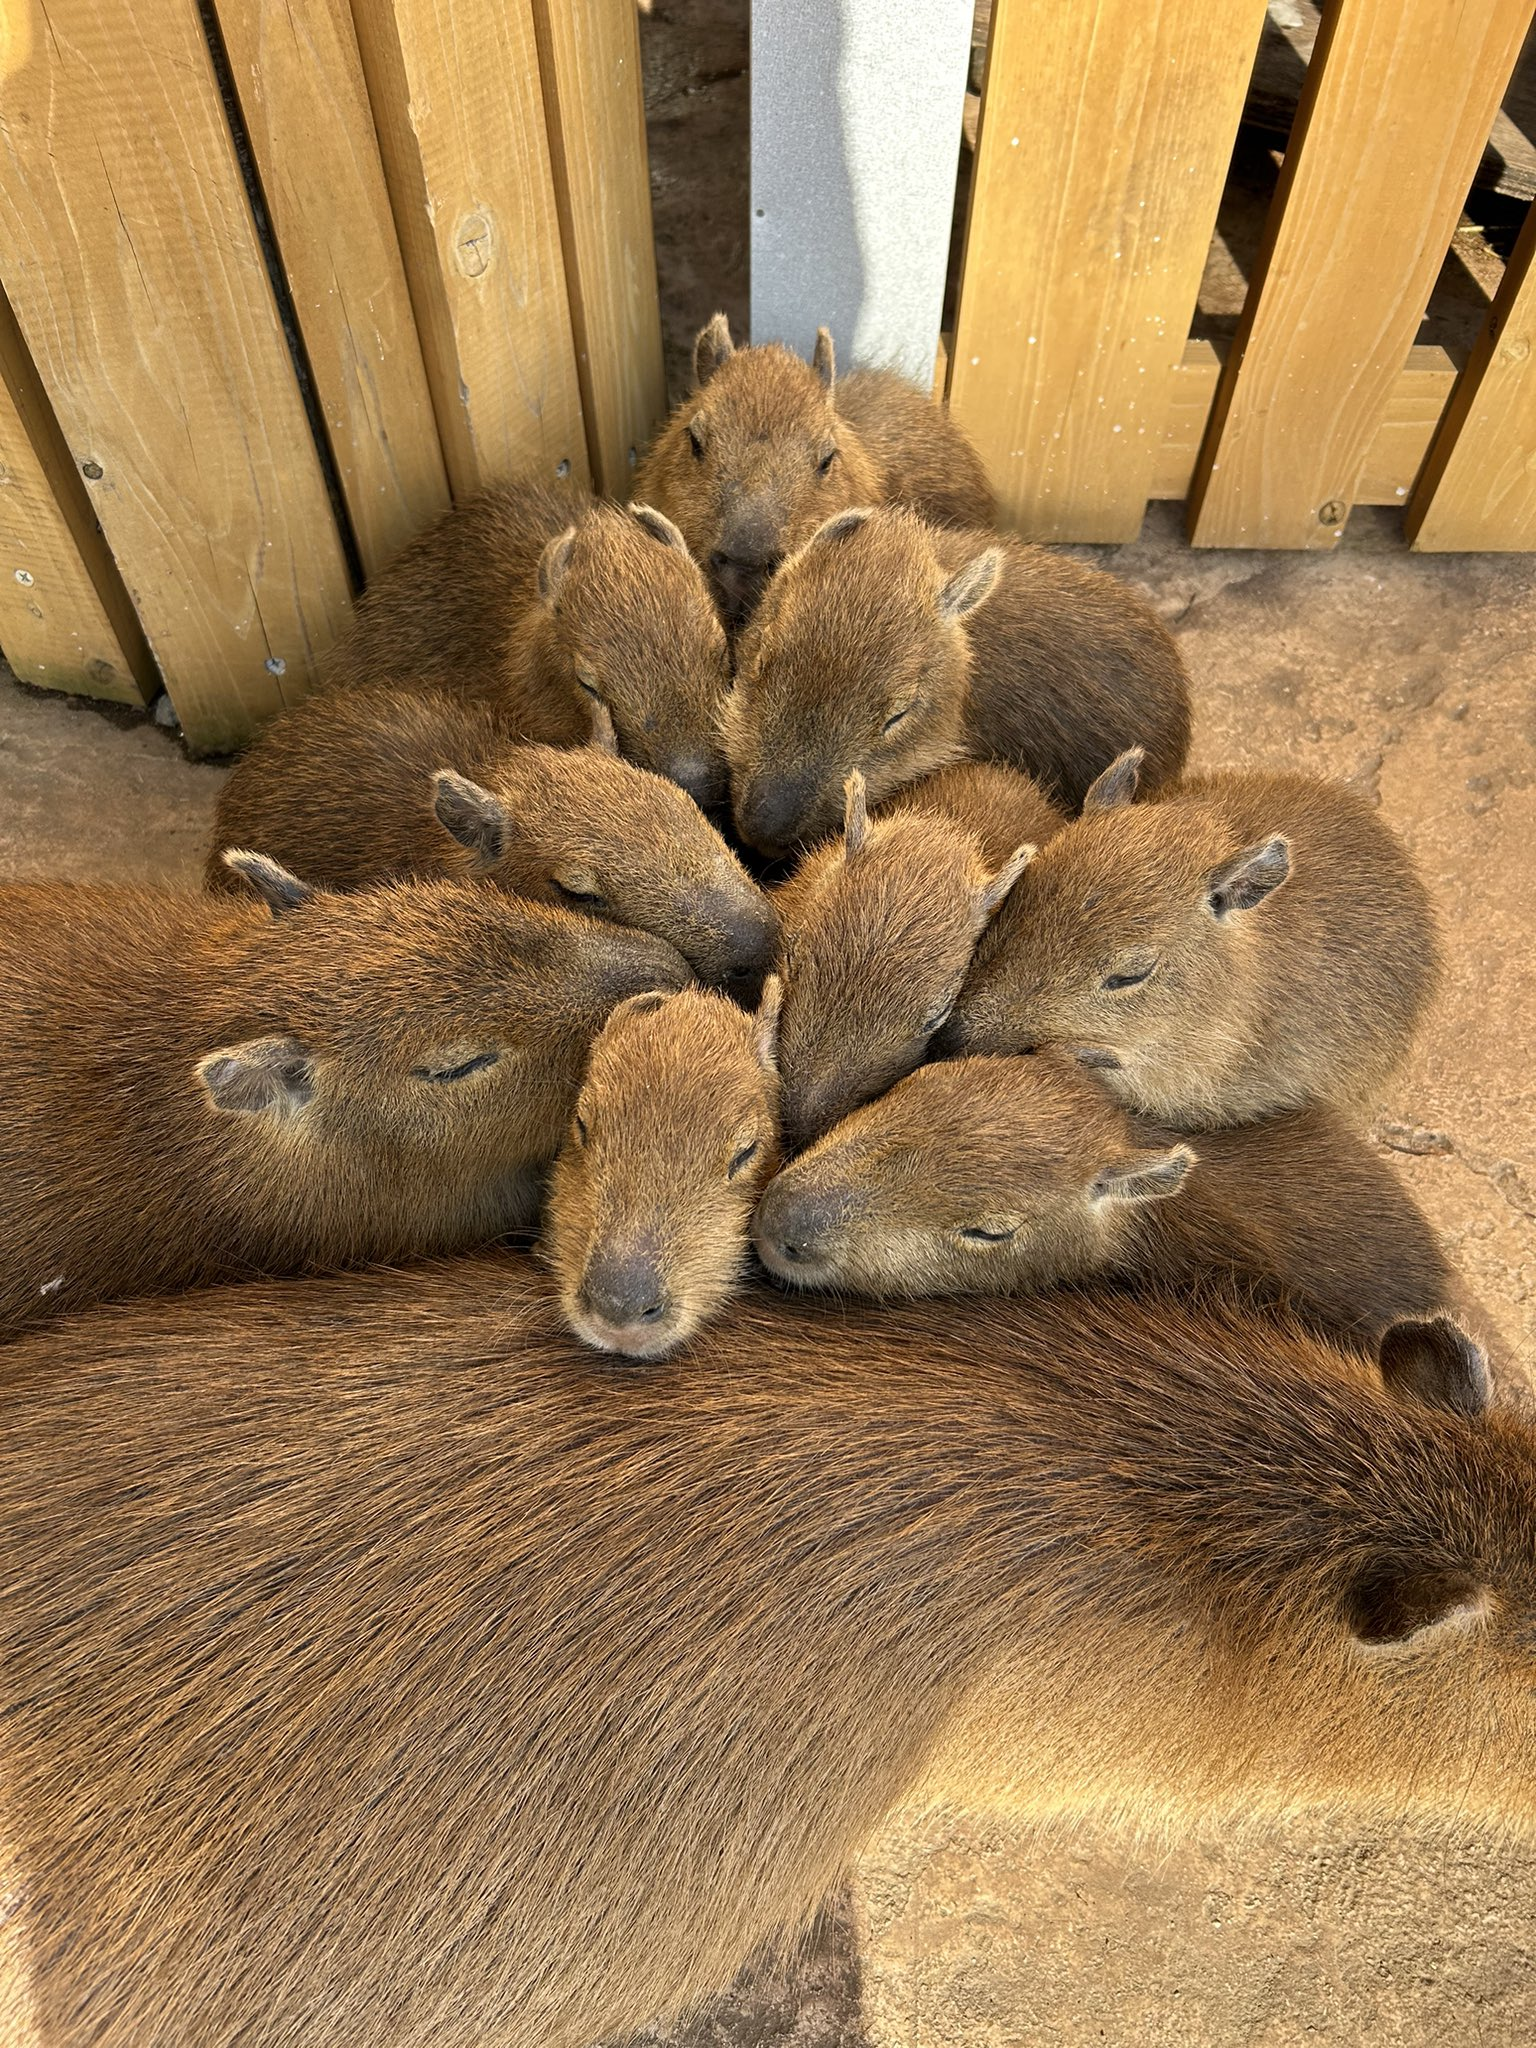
[880,759,1069,866]
[0,1259,1531,2048]
[0,880,689,1333]
[946,771,1440,1125]
[726,507,1191,854]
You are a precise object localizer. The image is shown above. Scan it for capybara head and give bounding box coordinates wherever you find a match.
[201,853,694,1196]
[753,1051,1191,1297]
[533,499,732,807]
[545,981,781,1359]
[431,715,777,995]
[725,507,1001,857]
[637,314,882,630]
[774,776,1033,1155]
[941,754,1293,1114]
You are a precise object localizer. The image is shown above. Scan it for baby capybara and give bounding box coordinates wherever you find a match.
[634,313,994,627]
[2,1255,1529,2048]
[942,762,1440,1125]
[323,485,732,806]
[0,862,691,1333]
[772,773,1032,1153]
[725,505,1191,855]
[208,686,777,992]
[544,981,781,1357]
[754,1051,1486,1356]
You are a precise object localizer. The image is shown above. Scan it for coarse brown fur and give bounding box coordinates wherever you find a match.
[943,766,1440,1125]
[0,876,690,1334]
[321,485,732,806]
[771,775,1031,1153]
[207,686,777,990]
[633,315,994,629]
[724,505,1192,854]
[543,983,781,1357]
[754,1052,1494,1357]
[1,1259,1531,2048]
[879,759,1069,865]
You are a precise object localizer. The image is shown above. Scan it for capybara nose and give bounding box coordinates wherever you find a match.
[579,1252,670,1331]
[665,755,727,809]
[736,773,818,858]
[721,895,780,984]
[708,550,781,629]
[600,934,693,1004]
[754,1181,848,1269]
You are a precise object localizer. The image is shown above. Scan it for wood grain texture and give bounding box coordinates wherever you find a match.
[0,289,157,704]
[1407,204,1536,550]
[949,0,1268,543]
[531,0,665,496]
[210,0,450,575]
[350,0,588,500]
[1188,0,1532,550]
[0,0,355,752]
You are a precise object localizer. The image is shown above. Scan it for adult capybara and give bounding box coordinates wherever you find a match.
[543,982,780,1357]
[725,505,1191,854]
[772,772,1031,1152]
[0,862,690,1333]
[208,686,777,992]
[634,314,994,627]
[322,485,732,806]
[753,1051,1491,1356]
[942,763,1440,1125]
[1,1258,1531,2048]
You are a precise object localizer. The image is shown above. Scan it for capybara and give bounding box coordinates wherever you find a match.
[942,764,1440,1125]
[0,863,691,1333]
[754,1051,1485,1353]
[724,505,1192,854]
[879,757,1069,866]
[207,686,777,993]
[772,773,1032,1153]
[1,1256,1530,2048]
[321,485,732,806]
[633,314,994,627]
[543,981,781,1357]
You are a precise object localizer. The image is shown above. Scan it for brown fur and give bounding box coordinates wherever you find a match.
[879,759,1069,865]
[543,983,781,1357]
[724,505,1192,855]
[943,768,1440,1125]
[321,485,732,806]
[0,876,691,1334]
[633,315,994,629]
[0,1259,1530,2048]
[207,686,777,990]
[771,775,1031,1152]
[754,1051,1490,1354]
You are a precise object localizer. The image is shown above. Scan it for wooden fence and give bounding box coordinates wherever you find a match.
[3,0,1536,751]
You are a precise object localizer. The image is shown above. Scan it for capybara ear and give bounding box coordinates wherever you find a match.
[1343,1564,1487,1651]
[628,502,691,556]
[1206,836,1291,919]
[196,1036,315,1118]
[605,990,674,1035]
[538,527,578,608]
[433,771,508,868]
[221,848,314,918]
[807,507,874,552]
[1090,1146,1194,1207]
[1378,1315,1491,1420]
[937,547,1002,622]
[974,843,1035,926]
[812,326,835,391]
[754,974,783,1071]
[841,771,869,858]
[1082,747,1145,813]
[694,312,735,388]
[586,700,620,756]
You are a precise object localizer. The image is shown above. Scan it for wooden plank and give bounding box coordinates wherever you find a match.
[1407,204,1536,549]
[1188,0,1532,550]
[350,0,589,500]
[210,0,450,576]
[531,0,666,495]
[949,0,1269,544]
[0,288,157,705]
[0,0,354,752]
[1151,342,1458,506]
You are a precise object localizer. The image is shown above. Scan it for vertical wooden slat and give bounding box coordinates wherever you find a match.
[350,0,589,501]
[0,0,353,752]
[1188,0,1532,551]
[210,0,451,576]
[531,0,666,496]
[948,0,1268,544]
[1406,201,1536,550]
[0,288,158,705]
